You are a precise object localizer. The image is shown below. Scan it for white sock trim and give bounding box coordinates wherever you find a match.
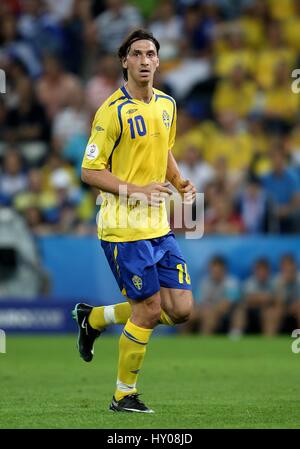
[116,380,136,393]
[104,305,116,324]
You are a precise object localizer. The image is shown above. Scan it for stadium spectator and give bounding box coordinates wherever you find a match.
[261,148,300,233]
[247,116,271,177]
[23,205,51,235]
[52,85,89,148]
[204,111,253,174]
[148,0,182,62]
[182,1,218,55]
[0,12,42,78]
[274,254,300,328]
[61,0,94,75]
[178,145,215,193]
[212,156,242,195]
[212,64,257,119]
[36,53,82,119]
[44,167,82,231]
[17,0,65,56]
[14,168,54,220]
[216,0,255,20]
[5,76,49,143]
[183,256,240,334]
[40,153,78,192]
[255,20,296,89]
[161,45,211,101]
[268,0,295,21]
[85,54,122,115]
[44,0,75,22]
[230,258,282,336]
[172,107,204,160]
[0,149,27,205]
[263,61,299,133]
[235,176,270,234]
[283,0,300,51]
[93,0,142,54]
[213,27,256,79]
[205,192,245,235]
[233,0,269,49]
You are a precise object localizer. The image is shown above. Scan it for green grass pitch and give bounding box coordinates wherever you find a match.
[1,334,300,429]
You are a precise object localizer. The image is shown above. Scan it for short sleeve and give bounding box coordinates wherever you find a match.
[168,101,177,150]
[82,103,120,170]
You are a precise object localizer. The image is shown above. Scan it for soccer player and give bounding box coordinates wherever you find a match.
[73,29,196,413]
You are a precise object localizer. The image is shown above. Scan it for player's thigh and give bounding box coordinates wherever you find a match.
[157,232,192,295]
[160,287,193,322]
[101,238,161,301]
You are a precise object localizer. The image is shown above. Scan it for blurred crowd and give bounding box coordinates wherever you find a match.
[0,0,300,237]
[181,253,300,336]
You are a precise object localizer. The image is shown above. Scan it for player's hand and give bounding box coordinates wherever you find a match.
[176,179,196,204]
[136,182,173,207]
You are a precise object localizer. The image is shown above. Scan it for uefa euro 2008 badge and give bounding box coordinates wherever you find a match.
[86,143,99,160]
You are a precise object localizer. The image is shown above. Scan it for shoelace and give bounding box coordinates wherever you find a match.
[127,393,145,407]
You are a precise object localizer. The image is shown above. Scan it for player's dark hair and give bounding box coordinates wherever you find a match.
[118,29,160,81]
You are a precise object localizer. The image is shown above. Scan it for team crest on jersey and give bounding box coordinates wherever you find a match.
[86,143,99,160]
[132,275,143,290]
[95,125,104,131]
[162,110,170,129]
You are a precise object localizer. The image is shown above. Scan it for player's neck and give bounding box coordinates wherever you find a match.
[125,81,153,104]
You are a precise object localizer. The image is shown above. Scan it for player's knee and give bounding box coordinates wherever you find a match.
[172,307,192,324]
[145,295,162,324]
[132,293,161,327]
[170,296,194,324]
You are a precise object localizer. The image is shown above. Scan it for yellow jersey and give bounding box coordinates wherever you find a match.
[82,85,177,242]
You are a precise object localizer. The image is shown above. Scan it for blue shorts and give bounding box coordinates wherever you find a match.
[101,231,192,300]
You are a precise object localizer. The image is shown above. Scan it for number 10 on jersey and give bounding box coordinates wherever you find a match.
[128,115,147,139]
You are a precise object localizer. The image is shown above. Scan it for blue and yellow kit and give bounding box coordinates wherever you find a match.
[82,85,191,299]
[82,85,177,243]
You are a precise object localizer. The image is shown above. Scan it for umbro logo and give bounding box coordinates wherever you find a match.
[95,125,104,131]
[126,109,138,114]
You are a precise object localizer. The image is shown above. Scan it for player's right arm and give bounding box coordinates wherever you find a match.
[81,103,172,206]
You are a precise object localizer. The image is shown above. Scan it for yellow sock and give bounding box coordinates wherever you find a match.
[88,302,131,330]
[115,319,153,401]
[88,302,173,330]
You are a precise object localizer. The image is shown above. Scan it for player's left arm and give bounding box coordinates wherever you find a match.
[166,150,197,203]
[165,100,196,202]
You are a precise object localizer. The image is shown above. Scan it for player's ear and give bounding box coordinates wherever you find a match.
[156,57,160,70]
[122,57,128,70]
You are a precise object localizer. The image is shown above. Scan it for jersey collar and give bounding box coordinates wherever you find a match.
[120,85,155,104]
